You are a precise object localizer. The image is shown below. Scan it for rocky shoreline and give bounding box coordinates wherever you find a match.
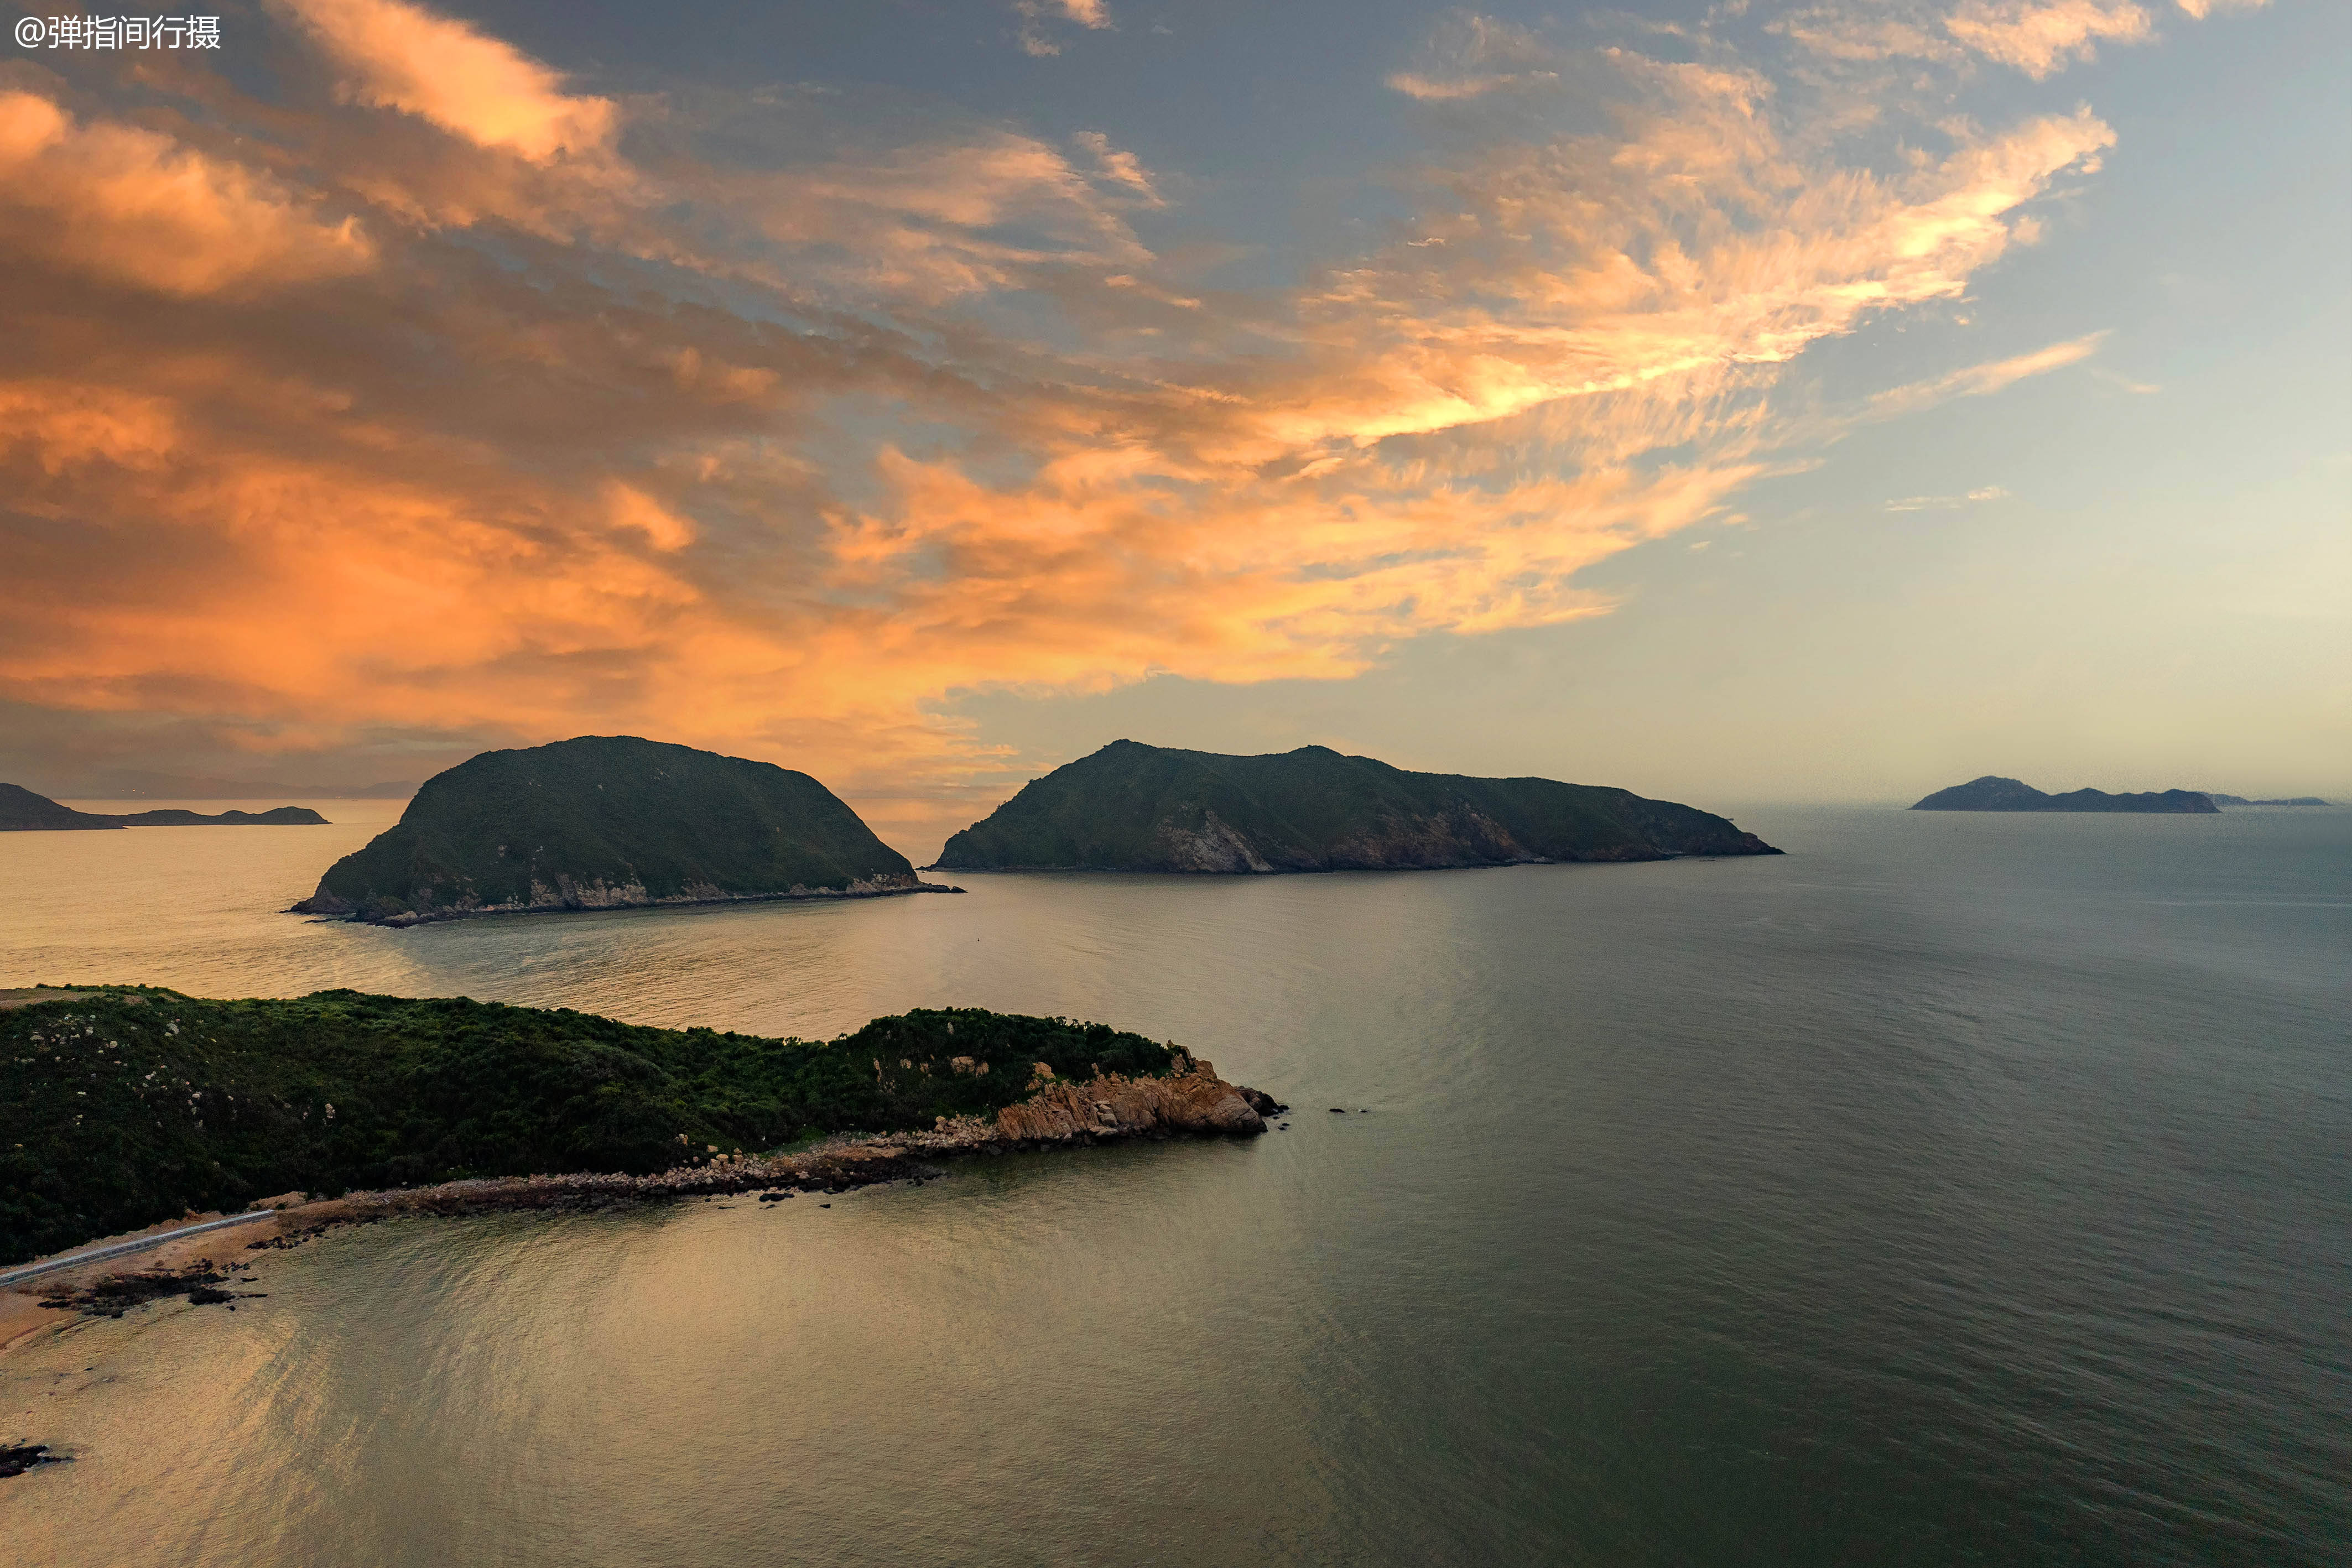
[291,874,964,927]
[10,1065,1287,1329]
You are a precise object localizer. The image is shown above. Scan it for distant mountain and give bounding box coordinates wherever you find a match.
[933,741,1779,872]
[1911,777,2219,814]
[0,783,329,831]
[293,736,942,925]
[2201,794,2330,808]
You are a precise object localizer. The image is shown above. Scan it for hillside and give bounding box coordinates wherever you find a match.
[0,987,1222,1264]
[1911,777,2220,814]
[1,782,327,831]
[293,736,930,924]
[933,741,1778,872]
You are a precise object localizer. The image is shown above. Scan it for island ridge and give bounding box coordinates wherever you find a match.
[933,740,1778,872]
[1,783,328,832]
[1911,777,2221,813]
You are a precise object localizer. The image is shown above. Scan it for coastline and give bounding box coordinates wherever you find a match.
[289,878,965,928]
[924,848,1779,874]
[2,1065,1284,1357]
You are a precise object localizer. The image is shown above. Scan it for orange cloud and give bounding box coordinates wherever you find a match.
[1015,0,1113,56]
[1944,0,2155,76]
[0,91,373,296]
[1867,332,2109,417]
[271,0,617,163]
[0,0,2184,818]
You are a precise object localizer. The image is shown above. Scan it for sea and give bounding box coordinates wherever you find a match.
[1,801,2346,1566]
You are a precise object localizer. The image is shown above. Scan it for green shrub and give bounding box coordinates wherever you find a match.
[0,988,1179,1263]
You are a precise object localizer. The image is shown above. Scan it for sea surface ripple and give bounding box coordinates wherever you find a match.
[2,803,2347,1566]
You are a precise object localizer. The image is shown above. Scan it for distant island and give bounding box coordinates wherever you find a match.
[292,735,951,925]
[2202,794,2330,808]
[1911,777,2218,814]
[1,783,328,832]
[0,987,1278,1265]
[932,740,1778,872]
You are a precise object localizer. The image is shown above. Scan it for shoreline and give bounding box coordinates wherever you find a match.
[1,1066,1286,1357]
[288,878,965,928]
[923,848,1779,874]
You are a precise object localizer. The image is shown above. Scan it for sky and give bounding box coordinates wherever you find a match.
[1,0,2344,856]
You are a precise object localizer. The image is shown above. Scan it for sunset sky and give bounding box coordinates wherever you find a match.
[2,0,2343,855]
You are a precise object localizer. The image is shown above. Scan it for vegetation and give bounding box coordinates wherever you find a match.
[935,740,1778,870]
[299,736,915,919]
[0,987,1183,1264]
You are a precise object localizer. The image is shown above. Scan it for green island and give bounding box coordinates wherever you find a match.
[0,988,1252,1266]
[934,740,1778,872]
[294,735,945,924]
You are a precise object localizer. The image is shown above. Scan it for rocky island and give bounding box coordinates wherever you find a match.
[1,783,327,831]
[292,736,949,925]
[1911,777,2220,813]
[932,740,1778,872]
[0,986,1279,1267]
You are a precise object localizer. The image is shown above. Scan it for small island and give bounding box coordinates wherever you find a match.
[292,736,950,925]
[932,739,1778,872]
[2202,794,2331,808]
[1911,777,2219,814]
[0,987,1280,1268]
[1,783,327,832]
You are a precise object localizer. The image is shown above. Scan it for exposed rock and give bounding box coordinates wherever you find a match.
[993,1067,1265,1140]
[1235,1085,1288,1117]
[1,1444,60,1479]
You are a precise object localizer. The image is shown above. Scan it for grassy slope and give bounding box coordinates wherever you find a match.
[0,989,1182,1264]
[935,741,1773,868]
[310,736,914,916]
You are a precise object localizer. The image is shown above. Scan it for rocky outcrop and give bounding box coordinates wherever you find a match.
[991,1064,1266,1140]
[1147,811,1277,873]
[1,1444,60,1478]
[295,870,948,926]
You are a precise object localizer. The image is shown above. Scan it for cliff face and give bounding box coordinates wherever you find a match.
[293,736,923,924]
[1911,777,2220,814]
[0,783,327,831]
[933,741,1778,872]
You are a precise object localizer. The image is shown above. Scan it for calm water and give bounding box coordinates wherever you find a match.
[3,804,2348,1566]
